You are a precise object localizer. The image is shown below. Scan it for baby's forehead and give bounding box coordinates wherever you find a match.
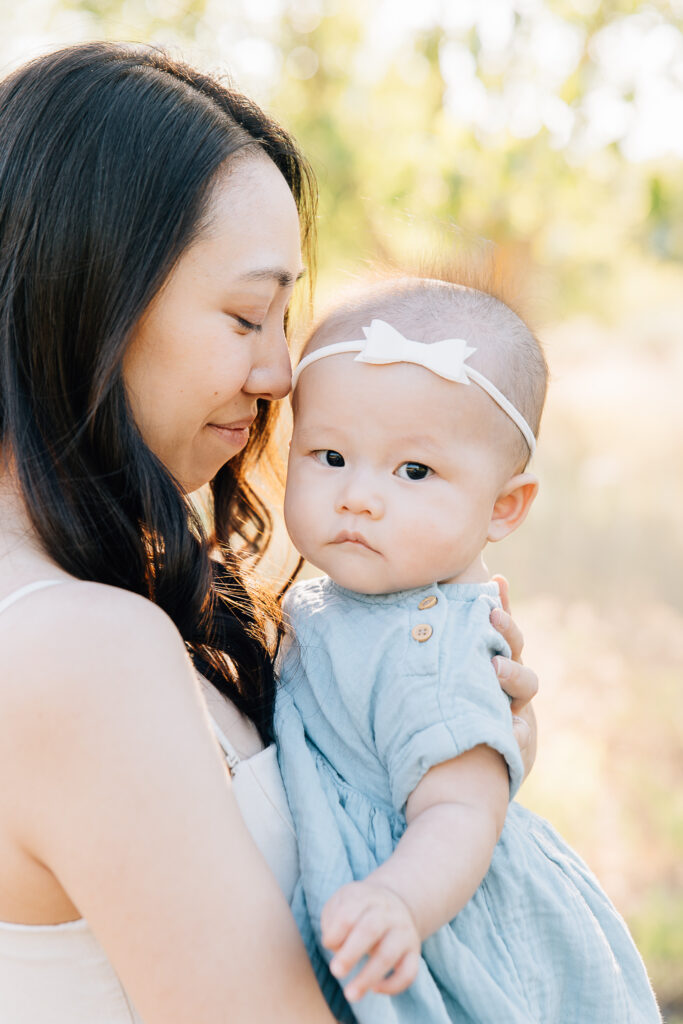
[293,348,495,442]
[294,277,544,473]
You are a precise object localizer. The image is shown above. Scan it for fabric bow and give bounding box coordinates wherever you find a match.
[353,319,476,384]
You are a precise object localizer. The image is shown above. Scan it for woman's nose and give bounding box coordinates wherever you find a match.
[335,476,384,519]
[244,327,292,401]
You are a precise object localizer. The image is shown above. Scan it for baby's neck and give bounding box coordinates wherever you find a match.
[440,554,490,586]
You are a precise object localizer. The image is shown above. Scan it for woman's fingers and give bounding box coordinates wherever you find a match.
[492,574,511,614]
[490,575,524,663]
[491,572,539,712]
[490,608,524,664]
[492,657,538,713]
[511,713,531,753]
[512,703,537,778]
[489,574,539,777]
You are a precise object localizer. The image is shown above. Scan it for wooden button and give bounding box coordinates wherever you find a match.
[412,623,433,643]
[418,596,438,610]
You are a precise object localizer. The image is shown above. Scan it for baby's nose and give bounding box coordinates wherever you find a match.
[335,478,384,519]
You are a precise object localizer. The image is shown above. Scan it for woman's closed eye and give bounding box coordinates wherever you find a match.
[312,449,345,468]
[230,314,263,334]
[395,461,433,481]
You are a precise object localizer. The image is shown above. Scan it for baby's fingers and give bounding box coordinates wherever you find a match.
[345,935,419,1002]
[321,889,361,952]
[372,951,421,996]
[329,909,388,983]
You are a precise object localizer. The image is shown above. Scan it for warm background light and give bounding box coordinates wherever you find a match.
[1,1,680,1016]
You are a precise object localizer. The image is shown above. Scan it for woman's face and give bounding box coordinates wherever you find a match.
[124,154,303,493]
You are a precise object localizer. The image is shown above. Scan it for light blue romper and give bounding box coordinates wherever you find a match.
[274,577,661,1024]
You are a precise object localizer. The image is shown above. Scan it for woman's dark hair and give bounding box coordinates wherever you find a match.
[0,42,317,742]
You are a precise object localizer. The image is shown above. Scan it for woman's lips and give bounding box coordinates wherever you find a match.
[207,417,255,448]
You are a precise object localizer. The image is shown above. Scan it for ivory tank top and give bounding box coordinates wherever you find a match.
[0,580,299,1024]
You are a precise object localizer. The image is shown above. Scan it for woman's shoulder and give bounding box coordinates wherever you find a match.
[0,578,189,718]
[0,576,179,648]
[0,577,205,861]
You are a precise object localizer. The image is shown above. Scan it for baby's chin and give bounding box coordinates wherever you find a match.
[306,559,402,595]
[310,559,492,594]
[312,562,443,596]
[304,545,489,594]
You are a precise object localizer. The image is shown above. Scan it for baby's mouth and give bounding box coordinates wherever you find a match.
[331,531,379,553]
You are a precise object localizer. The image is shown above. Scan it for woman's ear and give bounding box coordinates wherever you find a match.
[487,473,539,543]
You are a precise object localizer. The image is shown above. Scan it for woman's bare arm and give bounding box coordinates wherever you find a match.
[0,583,335,1024]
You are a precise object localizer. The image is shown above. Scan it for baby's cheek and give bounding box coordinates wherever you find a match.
[283,486,305,541]
[398,502,436,548]
[284,477,320,560]
[401,510,455,572]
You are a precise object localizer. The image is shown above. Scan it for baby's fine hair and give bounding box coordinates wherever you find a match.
[301,261,548,470]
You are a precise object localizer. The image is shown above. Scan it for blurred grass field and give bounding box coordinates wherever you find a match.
[491,264,683,1019]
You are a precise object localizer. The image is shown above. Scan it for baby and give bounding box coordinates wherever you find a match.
[274,275,660,1023]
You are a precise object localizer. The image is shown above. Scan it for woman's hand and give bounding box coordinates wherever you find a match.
[490,576,538,779]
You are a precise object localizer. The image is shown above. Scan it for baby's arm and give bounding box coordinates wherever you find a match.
[321,744,509,1002]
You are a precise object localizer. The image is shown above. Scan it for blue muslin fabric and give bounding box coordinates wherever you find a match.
[274,576,661,1024]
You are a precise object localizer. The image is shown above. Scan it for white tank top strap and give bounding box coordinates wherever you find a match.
[0,578,67,617]
[208,713,242,772]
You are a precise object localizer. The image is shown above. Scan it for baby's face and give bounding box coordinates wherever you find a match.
[284,352,511,594]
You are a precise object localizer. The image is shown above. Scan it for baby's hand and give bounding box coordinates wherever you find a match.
[321,881,421,1002]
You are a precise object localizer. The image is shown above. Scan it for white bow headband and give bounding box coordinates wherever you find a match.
[291,319,536,456]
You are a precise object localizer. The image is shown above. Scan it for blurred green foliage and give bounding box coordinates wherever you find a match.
[39,0,683,313]
[2,0,681,1016]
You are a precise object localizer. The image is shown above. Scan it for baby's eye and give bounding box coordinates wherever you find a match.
[313,450,345,468]
[395,461,433,481]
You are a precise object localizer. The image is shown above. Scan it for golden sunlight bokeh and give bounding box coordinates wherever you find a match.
[1,0,680,1015]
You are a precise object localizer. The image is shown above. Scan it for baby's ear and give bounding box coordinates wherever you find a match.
[487,473,538,543]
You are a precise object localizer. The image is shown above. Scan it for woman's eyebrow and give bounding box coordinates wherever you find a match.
[239,266,307,288]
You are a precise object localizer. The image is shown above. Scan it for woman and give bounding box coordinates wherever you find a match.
[0,43,538,1023]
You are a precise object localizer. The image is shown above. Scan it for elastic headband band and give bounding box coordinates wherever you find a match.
[291,319,536,456]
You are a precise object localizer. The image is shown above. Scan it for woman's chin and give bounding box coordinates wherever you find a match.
[170,462,217,496]
[171,446,240,495]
